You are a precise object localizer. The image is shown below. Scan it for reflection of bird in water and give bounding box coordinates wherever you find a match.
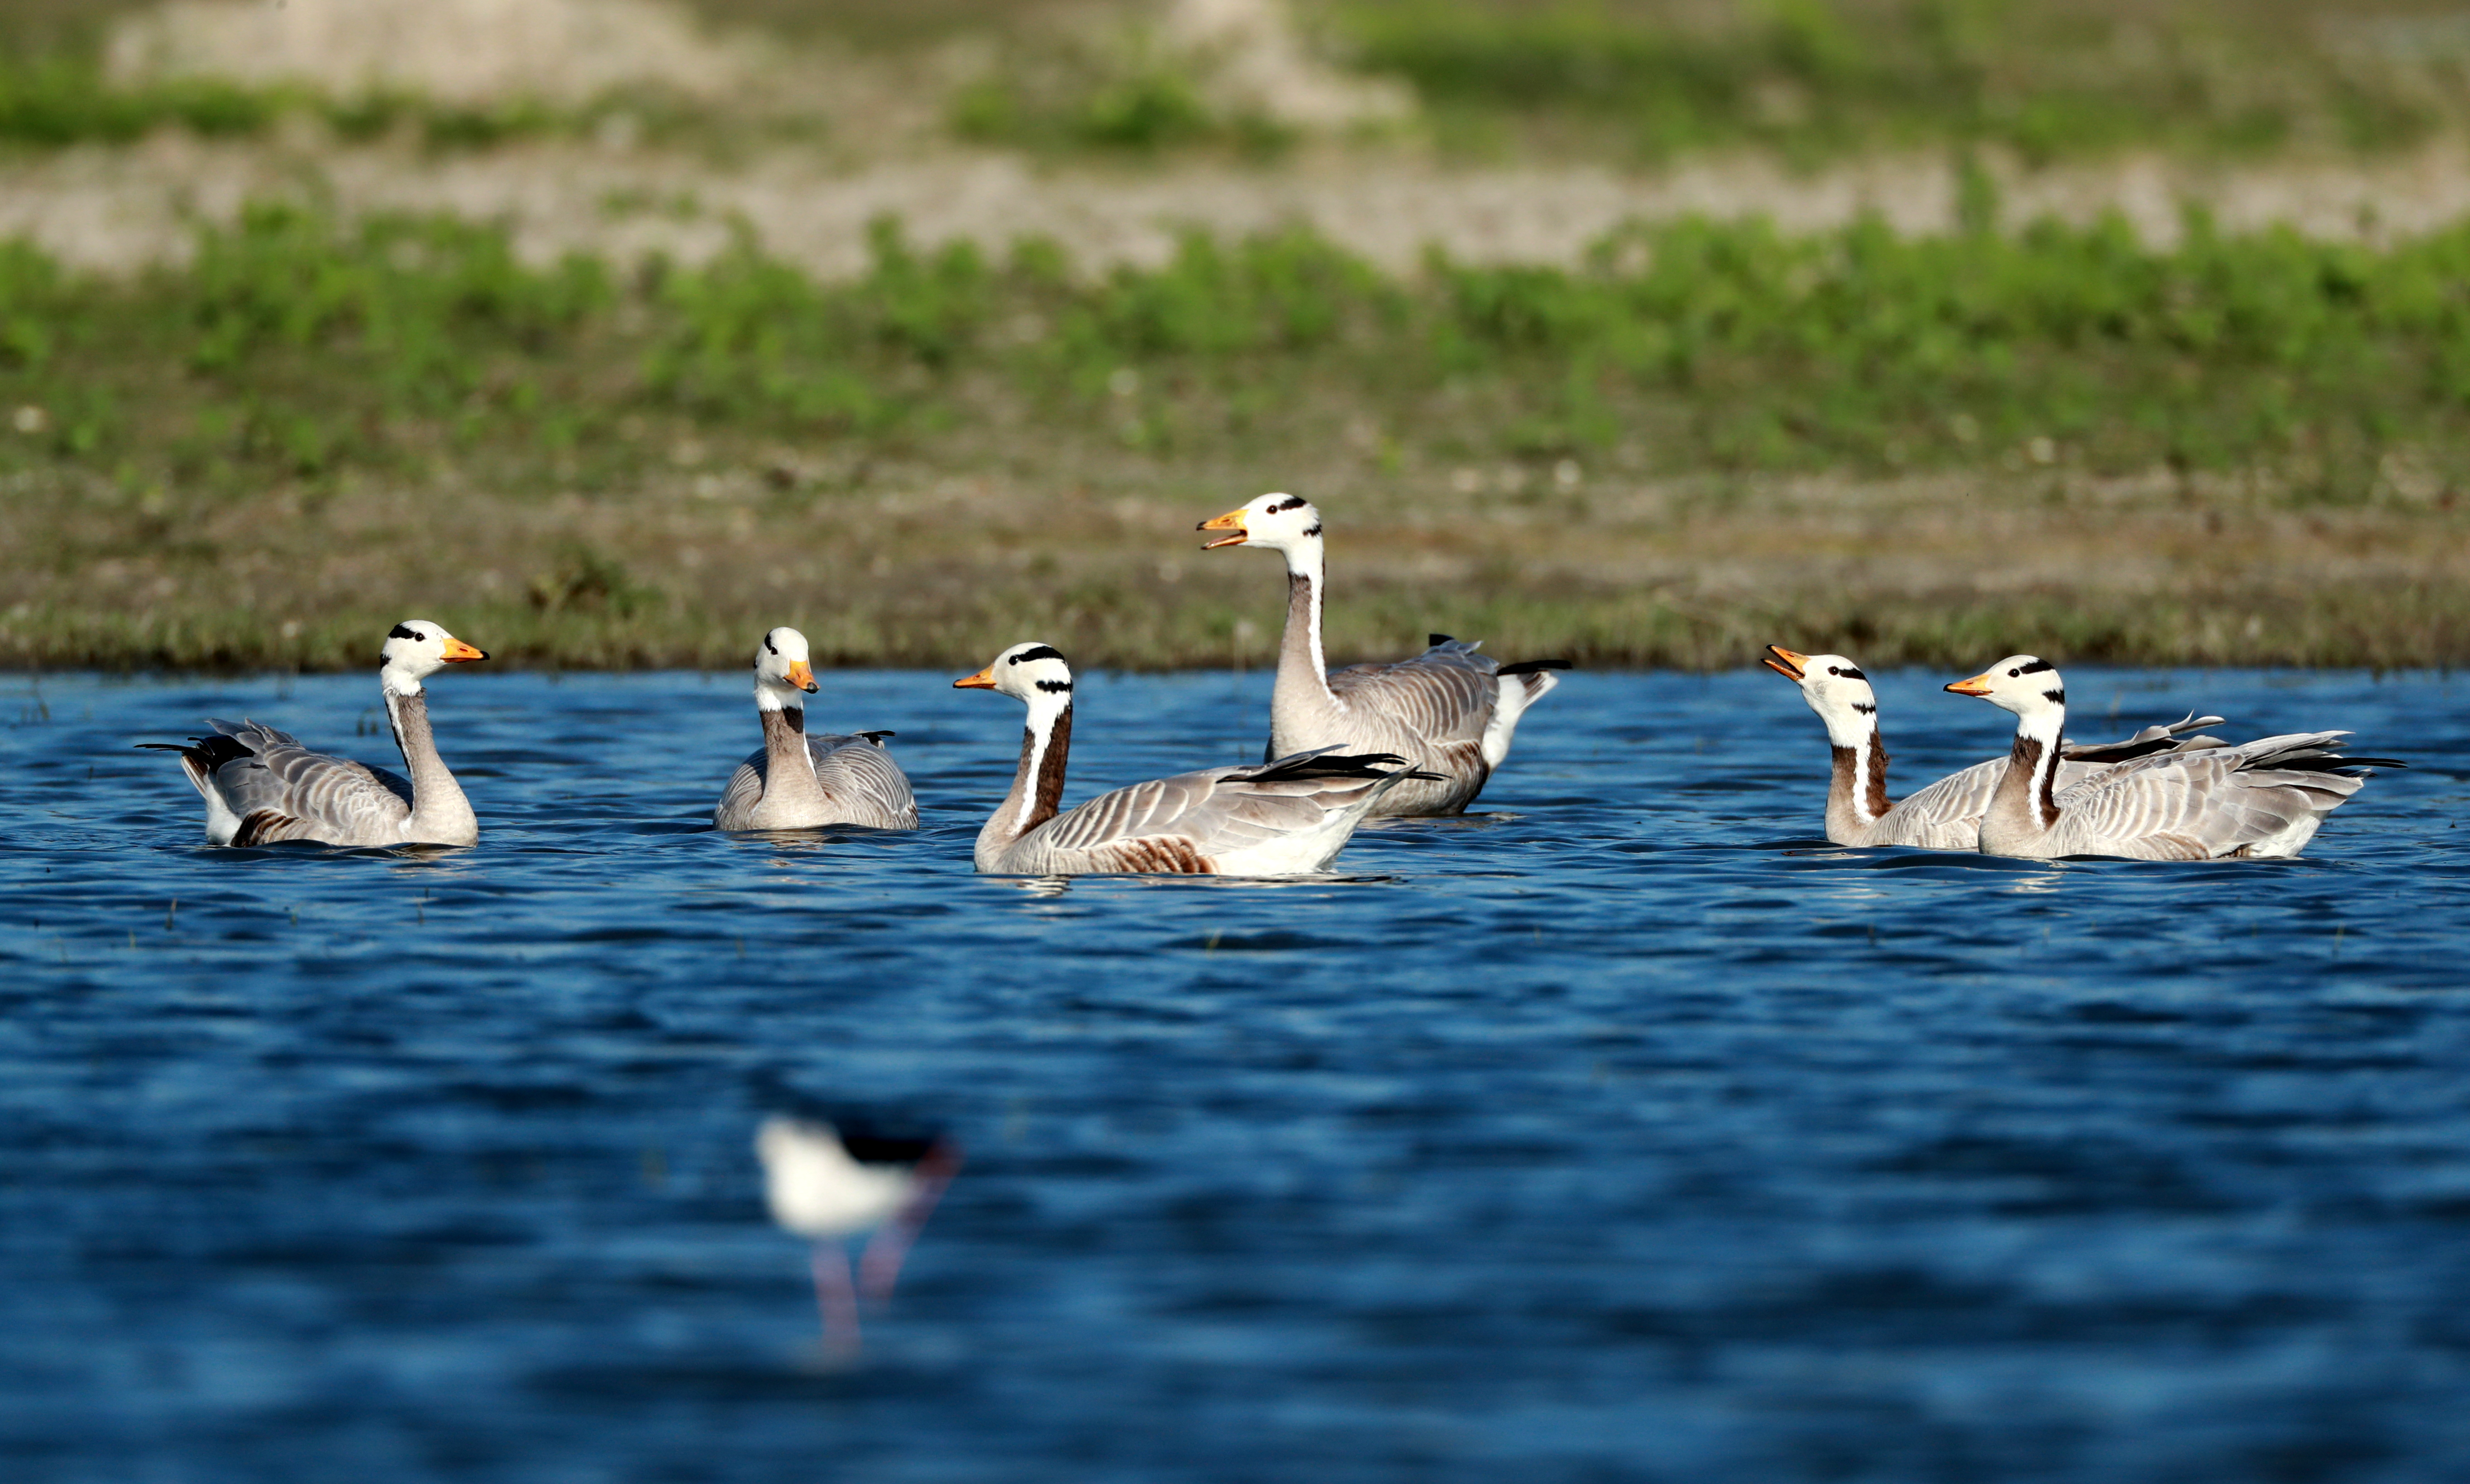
[755,1116,961,1354]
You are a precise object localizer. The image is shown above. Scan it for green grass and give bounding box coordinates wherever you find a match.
[1,200,2465,671]
[1323,0,2447,164]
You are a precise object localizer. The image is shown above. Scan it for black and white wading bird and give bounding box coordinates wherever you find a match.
[1944,654,2401,859]
[139,620,488,847]
[713,626,917,831]
[1764,644,2226,849]
[1196,493,1568,817]
[756,1116,960,1354]
[954,641,1434,875]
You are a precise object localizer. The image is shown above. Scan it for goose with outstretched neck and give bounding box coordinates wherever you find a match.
[955,641,1431,876]
[1945,654,2400,859]
[1763,644,2224,848]
[714,626,917,831]
[139,620,488,847]
[1196,492,1568,817]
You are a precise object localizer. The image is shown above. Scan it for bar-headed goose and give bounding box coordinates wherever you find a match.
[1197,493,1568,817]
[1944,655,2400,859]
[955,641,1432,876]
[757,1115,960,1354]
[714,627,917,831]
[1765,644,2225,849]
[139,620,488,847]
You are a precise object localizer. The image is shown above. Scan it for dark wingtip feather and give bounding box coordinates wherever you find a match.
[1428,633,1455,647]
[1498,658,1573,675]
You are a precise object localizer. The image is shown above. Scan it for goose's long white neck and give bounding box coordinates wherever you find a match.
[383,683,476,844]
[978,692,1073,868]
[1983,702,2067,847]
[1274,537,1340,721]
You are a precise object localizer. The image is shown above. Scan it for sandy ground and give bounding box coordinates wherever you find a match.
[12,133,2470,278]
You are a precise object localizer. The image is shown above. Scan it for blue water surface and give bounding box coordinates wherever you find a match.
[1,665,2465,1483]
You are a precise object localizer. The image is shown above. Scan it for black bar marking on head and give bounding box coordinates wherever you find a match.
[2017,658,2055,674]
[763,634,778,655]
[1851,701,1878,716]
[1841,667,1868,681]
[1010,645,1065,665]
[1301,523,1322,537]
[1266,495,1308,514]
[2044,689,2066,706]
[387,624,420,641]
[1034,679,1073,693]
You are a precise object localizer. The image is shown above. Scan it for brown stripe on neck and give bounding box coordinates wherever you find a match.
[2010,734,2060,828]
[1018,700,1073,836]
[1863,731,1892,818]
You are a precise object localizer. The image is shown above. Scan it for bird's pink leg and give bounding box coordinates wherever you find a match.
[858,1145,962,1306]
[812,1244,862,1355]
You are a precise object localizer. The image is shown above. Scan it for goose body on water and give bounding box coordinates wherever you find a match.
[955,642,1430,876]
[1197,493,1567,817]
[1944,655,2399,859]
[140,620,488,847]
[1765,644,2226,849]
[714,627,917,831]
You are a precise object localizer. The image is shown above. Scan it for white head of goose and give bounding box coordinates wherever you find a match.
[1765,643,2228,850]
[1945,654,2399,859]
[140,619,487,847]
[713,626,918,832]
[955,640,1431,876]
[1196,491,1568,818]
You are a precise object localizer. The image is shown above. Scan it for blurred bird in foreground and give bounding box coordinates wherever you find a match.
[755,1115,961,1354]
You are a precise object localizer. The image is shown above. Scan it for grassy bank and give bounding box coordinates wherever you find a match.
[1,202,2465,672]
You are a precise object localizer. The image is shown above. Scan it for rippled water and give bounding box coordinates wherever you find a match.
[3,665,2466,1482]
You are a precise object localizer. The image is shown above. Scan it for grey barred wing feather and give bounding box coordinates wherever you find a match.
[2048,732,2379,859]
[809,733,919,829]
[1326,639,1498,745]
[203,718,414,845]
[1017,749,1422,874]
[713,750,769,831]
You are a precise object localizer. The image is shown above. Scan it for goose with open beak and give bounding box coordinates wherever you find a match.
[1944,654,2401,858]
[1198,493,1569,817]
[956,641,1435,875]
[139,620,489,846]
[714,626,917,831]
[1763,644,2226,848]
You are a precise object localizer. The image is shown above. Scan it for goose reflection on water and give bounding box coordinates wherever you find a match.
[756,1115,961,1356]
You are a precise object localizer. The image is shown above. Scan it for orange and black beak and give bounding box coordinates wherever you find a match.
[441,636,488,663]
[1944,671,1996,697]
[1762,645,1808,682]
[785,659,817,693]
[953,665,997,690]
[1197,507,1249,550]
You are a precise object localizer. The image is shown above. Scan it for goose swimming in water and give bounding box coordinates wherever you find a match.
[713,627,917,831]
[139,620,489,847]
[1764,644,2225,849]
[1944,654,2400,859]
[1197,493,1568,817]
[756,1115,960,1354]
[955,641,1432,876]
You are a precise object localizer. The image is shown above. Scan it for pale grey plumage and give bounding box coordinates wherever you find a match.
[712,626,917,831]
[142,620,486,847]
[1764,645,2225,849]
[1949,654,2397,859]
[715,730,917,831]
[1199,494,1566,817]
[958,641,1423,876]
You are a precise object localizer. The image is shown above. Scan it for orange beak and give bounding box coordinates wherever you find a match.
[1945,672,1996,697]
[440,636,487,663]
[1197,507,1249,550]
[953,666,997,690]
[785,659,817,693]
[1762,645,1808,682]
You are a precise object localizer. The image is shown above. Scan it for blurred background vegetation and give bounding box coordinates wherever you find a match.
[1,0,2465,670]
